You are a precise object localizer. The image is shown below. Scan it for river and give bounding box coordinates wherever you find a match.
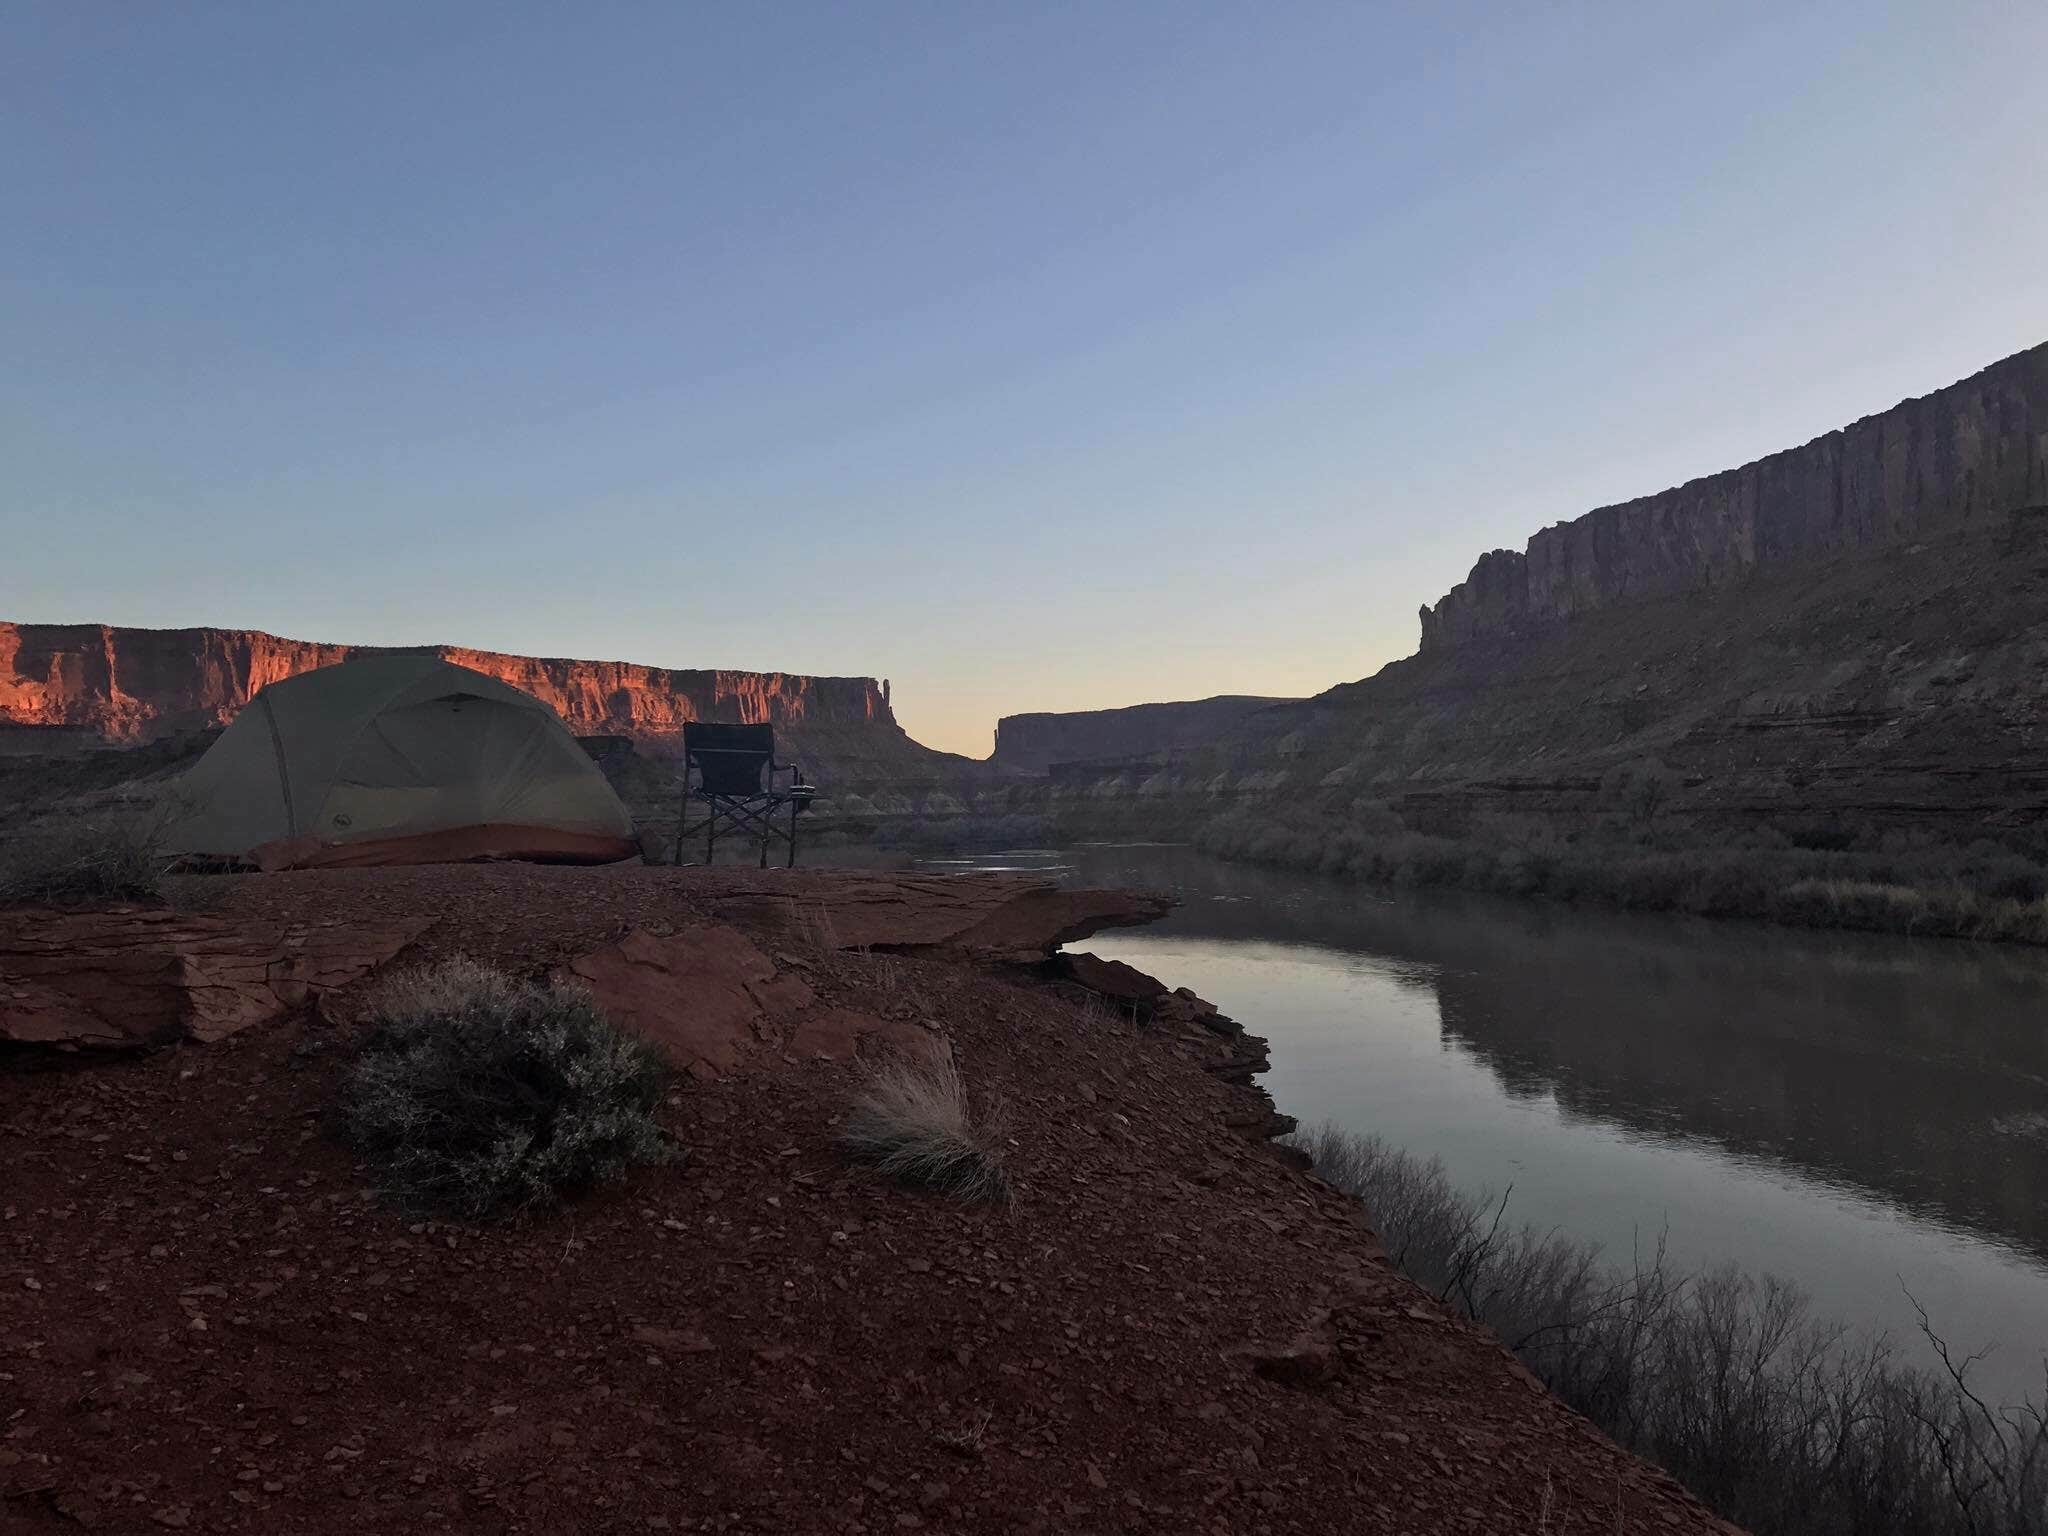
[908,842,2048,1406]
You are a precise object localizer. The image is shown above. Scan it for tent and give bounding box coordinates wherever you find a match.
[166,655,640,870]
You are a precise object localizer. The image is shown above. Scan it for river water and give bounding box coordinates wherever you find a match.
[910,842,2048,1405]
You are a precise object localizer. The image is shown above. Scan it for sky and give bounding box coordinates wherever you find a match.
[4,2,2045,756]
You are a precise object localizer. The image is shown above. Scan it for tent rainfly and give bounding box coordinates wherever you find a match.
[166,655,640,871]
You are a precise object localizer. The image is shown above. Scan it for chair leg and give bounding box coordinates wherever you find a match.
[675,782,689,866]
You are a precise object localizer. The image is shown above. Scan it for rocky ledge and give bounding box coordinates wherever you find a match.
[0,863,1738,1534]
[0,907,431,1054]
[1,869,1172,1062]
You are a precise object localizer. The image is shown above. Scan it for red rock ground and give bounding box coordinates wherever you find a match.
[3,866,1739,1535]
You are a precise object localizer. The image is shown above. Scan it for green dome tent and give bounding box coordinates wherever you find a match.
[166,655,639,870]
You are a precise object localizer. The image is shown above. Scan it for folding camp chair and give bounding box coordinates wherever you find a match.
[673,723,815,868]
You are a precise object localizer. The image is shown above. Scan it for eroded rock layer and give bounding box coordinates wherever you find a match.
[704,869,1176,961]
[0,623,895,746]
[990,695,1297,774]
[1422,340,2048,648]
[0,908,431,1053]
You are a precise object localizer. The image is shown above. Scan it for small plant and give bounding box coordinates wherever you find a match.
[341,957,672,1220]
[1598,756,1681,826]
[0,799,175,907]
[1291,1122,2048,1536]
[839,1054,1010,1202]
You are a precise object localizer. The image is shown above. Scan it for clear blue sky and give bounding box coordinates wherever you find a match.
[5,2,2044,755]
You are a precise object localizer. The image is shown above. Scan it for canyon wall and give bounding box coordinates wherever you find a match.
[0,624,895,747]
[1420,341,2048,649]
[1008,508,2048,851]
[990,695,1297,775]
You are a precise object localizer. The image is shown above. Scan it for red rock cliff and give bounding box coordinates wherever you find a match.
[1420,339,2048,649]
[0,624,895,745]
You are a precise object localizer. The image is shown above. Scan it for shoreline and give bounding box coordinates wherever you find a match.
[2,864,1740,1534]
[1193,814,2048,948]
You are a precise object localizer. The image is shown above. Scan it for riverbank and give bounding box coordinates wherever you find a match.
[1,865,1735,1534]
[1294,1123,2048,1536]
[1055,842,2048,1405]
[1195,805,2048,945]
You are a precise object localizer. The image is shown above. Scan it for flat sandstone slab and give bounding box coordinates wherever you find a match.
[560,924,950,1080]
[1,906,431,1053]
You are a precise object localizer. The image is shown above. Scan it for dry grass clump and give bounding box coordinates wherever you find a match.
[1779,877,2048,944]
[1292,1122,2048,1536]
[839,1054,1010,1202]
[0,800,174,907]
[341,957,672,1221]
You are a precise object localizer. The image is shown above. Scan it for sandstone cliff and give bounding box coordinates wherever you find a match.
[1421,340,2048,648]
[1011,506,2048,850]
[0,623,895,746]
[989,695,1297,775]
[997,339,2048,874]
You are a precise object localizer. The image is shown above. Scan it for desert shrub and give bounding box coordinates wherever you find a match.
[1959,842,2048,903]
[1196,803,2048,947]
[1291,1122,2048,1536]
[341,958,672,1220]
[1345,799,1408,837]
[1779,816,1858,853]
[0,800,173,906]
[1778,878,1933,932]
[1681,856,1774,918]
[839,1054,1009,1202]
[1600,756,1682,825]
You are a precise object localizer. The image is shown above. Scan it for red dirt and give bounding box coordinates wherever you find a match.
[2,866,1739,1534]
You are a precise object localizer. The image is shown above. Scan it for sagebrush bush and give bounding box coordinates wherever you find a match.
[341,958,672,1220]
[1293,1123,2048,1536]
[839,1054,1009,1202]
[0,801,172,907]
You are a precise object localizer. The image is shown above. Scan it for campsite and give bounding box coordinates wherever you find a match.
[0,658,1752,1534]
[10,8,2048,1534]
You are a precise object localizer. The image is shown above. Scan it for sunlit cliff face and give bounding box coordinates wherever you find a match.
[0,624,894,745]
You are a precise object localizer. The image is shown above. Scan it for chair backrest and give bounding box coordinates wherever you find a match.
[684,722,774,797]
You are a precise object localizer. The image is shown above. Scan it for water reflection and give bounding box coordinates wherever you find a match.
[1037,844,2048,1261]
[887,844,2048,1400]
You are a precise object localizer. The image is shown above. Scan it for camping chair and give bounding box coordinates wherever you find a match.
[673,723,815,868]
